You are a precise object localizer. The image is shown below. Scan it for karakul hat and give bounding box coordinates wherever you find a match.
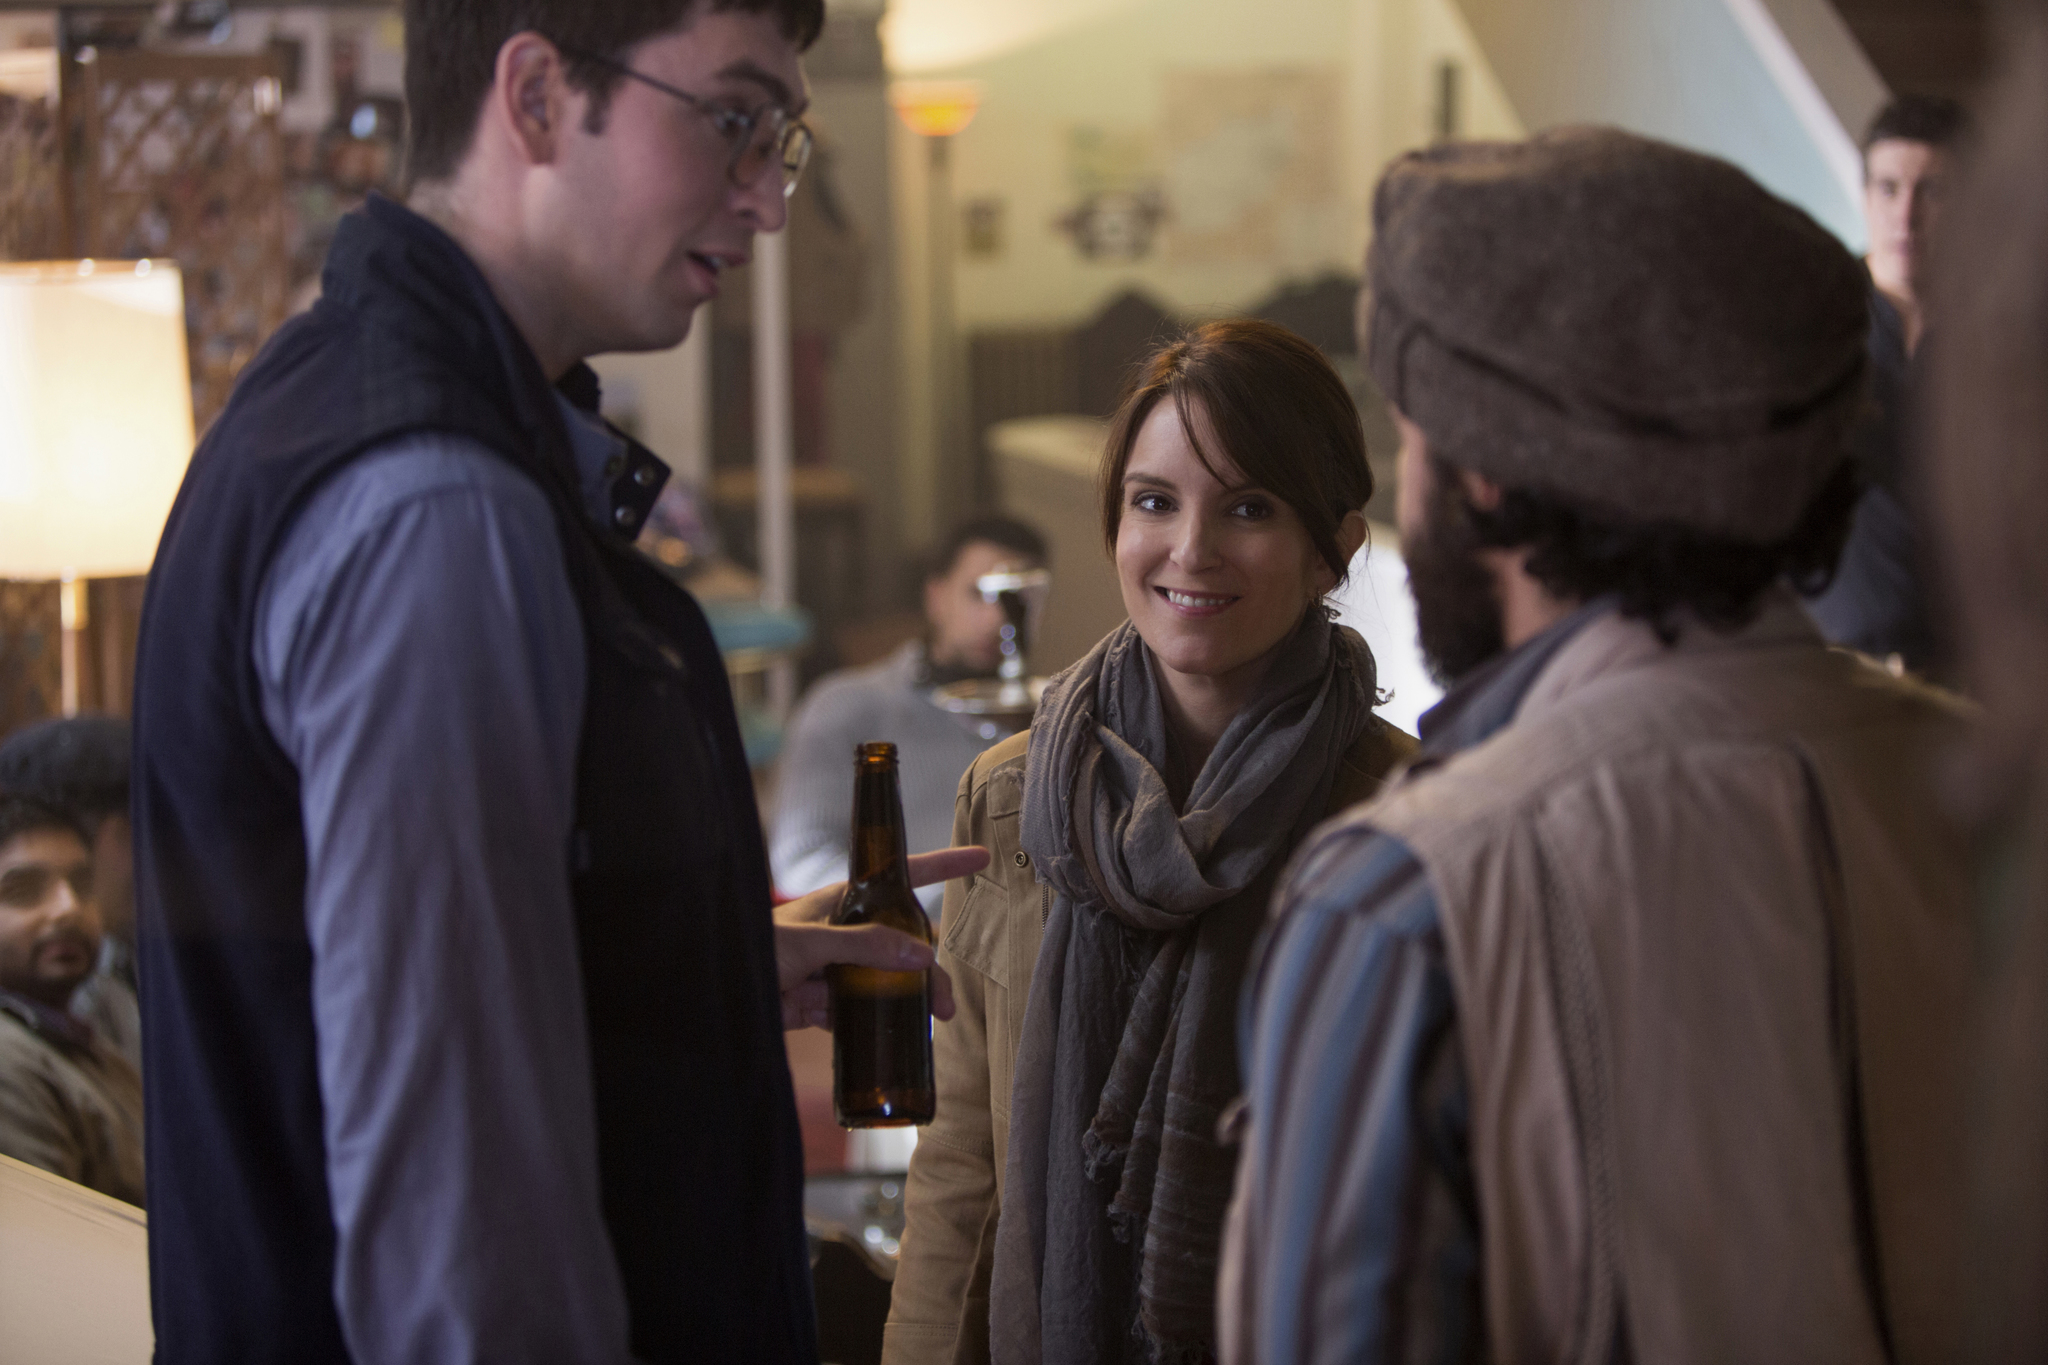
[1365,126,1868,541]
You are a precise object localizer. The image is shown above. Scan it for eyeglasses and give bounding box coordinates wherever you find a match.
[558,46,812,198]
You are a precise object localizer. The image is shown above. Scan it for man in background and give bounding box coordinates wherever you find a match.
[0,715,140,1068]
[1223,130,1972,1363]
[1804,94,1965,673]
[773,515,1046,915]
[0,795,143,1205]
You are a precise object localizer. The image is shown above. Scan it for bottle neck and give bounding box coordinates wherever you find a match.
[849,760,912,887]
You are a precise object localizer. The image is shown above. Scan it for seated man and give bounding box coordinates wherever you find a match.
[0,716,140,1069]
[0,795,144,1205]
[1223,130,1971,1363]
[773,516,1047,914]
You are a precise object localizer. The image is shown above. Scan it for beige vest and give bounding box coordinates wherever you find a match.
[1361,599,1972,1364]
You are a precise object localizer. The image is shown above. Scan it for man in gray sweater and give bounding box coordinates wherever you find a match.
[773,516,1046,915]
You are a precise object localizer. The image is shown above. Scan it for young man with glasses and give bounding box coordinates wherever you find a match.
[131,4,980,1362]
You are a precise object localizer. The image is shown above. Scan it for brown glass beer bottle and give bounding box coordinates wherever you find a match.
[828,742,937,1127]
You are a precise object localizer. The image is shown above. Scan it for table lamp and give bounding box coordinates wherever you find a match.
[0,260,195,715]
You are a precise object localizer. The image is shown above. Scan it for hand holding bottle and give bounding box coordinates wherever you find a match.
[774,843,987,1031]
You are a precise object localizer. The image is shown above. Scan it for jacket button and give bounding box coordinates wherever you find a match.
[1014,851,1028,867]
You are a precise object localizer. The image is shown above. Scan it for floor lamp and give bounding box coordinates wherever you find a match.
[0,260,195,716]
[891,80,982,540]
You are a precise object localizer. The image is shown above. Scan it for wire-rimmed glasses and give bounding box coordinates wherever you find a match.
[559,46,813,198]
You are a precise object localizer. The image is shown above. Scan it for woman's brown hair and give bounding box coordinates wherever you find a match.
[1097,318,1374,584]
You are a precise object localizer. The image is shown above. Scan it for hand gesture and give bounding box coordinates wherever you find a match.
[774,845,989,1030]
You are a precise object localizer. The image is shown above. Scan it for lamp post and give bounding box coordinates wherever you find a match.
[752,222,799,719]
[0,259,195,715]
[891,80,982,539]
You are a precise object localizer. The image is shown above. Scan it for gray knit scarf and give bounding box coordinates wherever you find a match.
[989,611,1377,1365]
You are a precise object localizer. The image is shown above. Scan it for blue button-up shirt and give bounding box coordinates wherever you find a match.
[252,397,660,1364]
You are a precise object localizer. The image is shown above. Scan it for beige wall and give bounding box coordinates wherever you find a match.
[1452,0,1871,243]
[890,0,1519,332]
[883,0,1520,559]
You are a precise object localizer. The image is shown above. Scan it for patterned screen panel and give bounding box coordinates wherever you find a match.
[0,50,284,729]
[78,49,288,431]
[0,88,66,261]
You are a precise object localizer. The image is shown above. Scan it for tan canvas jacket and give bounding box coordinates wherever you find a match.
[1221,598,1971,1365]
[0,1002,146,1207]
[882,717,1417,1365]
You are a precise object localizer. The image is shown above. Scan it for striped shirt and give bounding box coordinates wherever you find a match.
[1233,833,1480,1365]
[1230,601,1613,1364]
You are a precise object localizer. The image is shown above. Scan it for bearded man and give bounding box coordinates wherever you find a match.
[1219,129,1973,1364]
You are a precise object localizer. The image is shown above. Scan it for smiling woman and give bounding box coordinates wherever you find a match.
[1103,321,1374,762]
[883,319,1417,1365]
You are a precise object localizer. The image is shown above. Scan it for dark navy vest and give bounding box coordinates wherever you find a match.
[132,196,815,1364]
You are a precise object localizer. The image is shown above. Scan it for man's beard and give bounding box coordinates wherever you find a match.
[1405,470,1507,685]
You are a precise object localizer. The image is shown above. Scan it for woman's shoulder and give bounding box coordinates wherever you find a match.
[962,728,1032,795]
[1327,715,1421,813]
[947,730,1039,972]
[951,730,1033,850]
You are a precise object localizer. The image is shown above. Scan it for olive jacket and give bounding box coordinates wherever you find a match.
[882,718,1418,1365]
[0,992,145,1206]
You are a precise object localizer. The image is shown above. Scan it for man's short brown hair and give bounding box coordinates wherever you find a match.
[1862,93,1967,156]
[402,0,825,187]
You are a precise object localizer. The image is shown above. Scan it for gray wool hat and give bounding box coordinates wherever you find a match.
[1365,127,1869,541]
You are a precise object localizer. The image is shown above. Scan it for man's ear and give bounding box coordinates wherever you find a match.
[494,33,571,166]
[1458,467,1505,514]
